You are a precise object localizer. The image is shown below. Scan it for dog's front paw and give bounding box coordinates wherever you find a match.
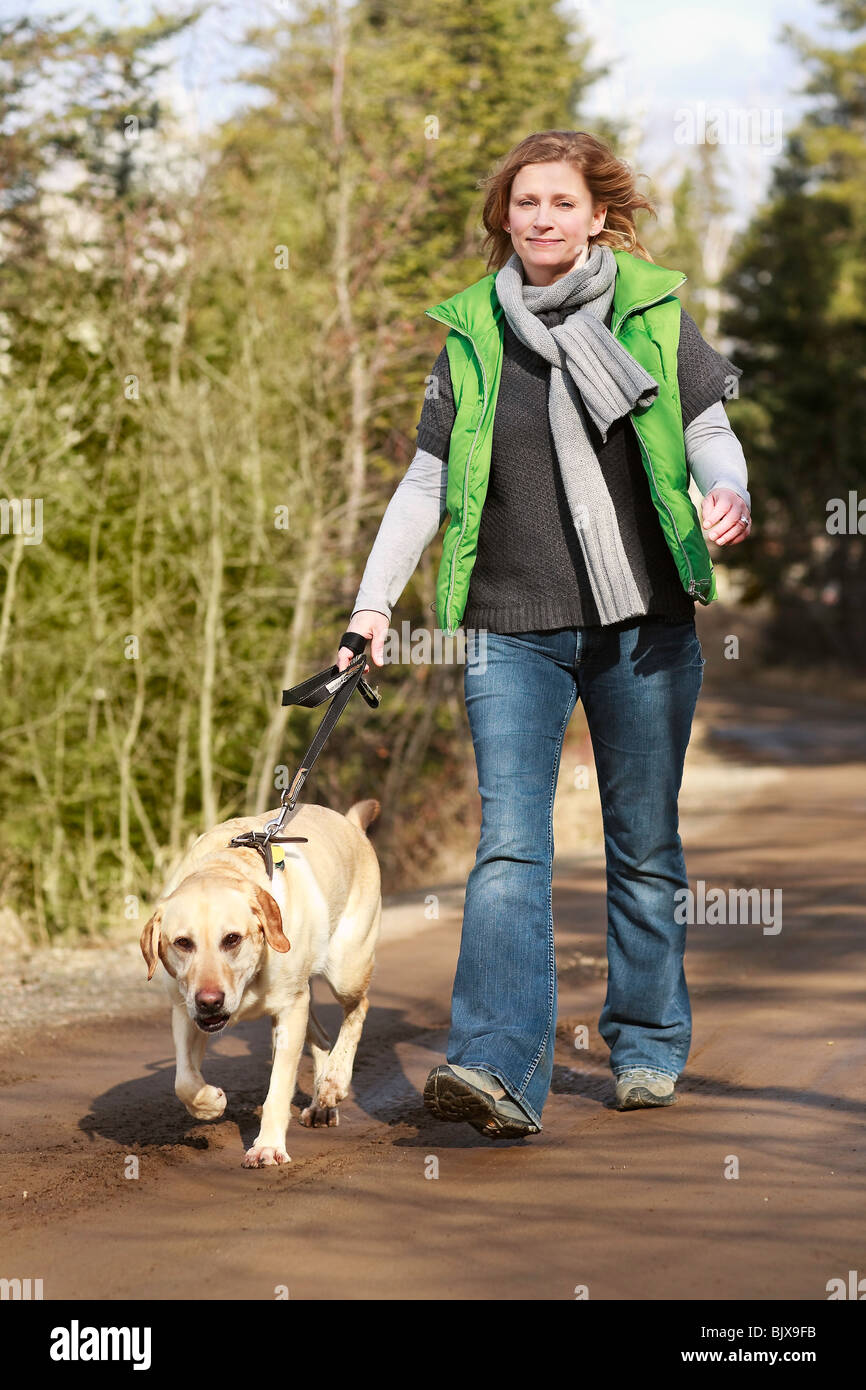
[242,1143,291,1168]
[299,1102,339,1128]
[180,1083,227,1121]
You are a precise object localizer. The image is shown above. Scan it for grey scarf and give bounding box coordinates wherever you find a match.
[494,243,660,625]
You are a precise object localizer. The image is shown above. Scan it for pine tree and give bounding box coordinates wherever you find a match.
[719,0,866,665]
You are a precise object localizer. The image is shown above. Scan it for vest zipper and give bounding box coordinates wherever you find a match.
[424,311,489,632]
[614,275,698,594]
[629,417,696,595]
[612,274,686,337]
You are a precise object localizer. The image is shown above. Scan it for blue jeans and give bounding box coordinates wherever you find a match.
[446,617,705,1130]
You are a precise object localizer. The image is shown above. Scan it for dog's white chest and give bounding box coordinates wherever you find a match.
[268,853,332,975]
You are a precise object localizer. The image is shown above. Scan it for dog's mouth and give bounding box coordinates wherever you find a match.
[195,1013,230,1034]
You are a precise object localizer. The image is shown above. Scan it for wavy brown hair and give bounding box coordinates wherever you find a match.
[479,130,658,272]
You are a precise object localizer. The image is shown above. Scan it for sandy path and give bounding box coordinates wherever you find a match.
[1,677,864,1300]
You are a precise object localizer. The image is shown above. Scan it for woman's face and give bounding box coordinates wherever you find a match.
[504,161,607,285]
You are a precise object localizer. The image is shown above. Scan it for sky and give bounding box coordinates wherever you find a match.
[571,0,834,223]
[10,0,842,230]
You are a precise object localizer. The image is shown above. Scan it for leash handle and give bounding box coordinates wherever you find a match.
[287,652,366,801]
[268,650,371,834]
[337,629,380,707]
[229,643,381,877]
[338,629,367,658]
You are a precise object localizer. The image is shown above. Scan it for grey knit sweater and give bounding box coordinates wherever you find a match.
[353,302,748,632]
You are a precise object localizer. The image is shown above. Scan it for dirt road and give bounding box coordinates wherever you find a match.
[1,666,864,1301]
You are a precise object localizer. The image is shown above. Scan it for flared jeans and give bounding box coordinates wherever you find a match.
[446,617,705,1129]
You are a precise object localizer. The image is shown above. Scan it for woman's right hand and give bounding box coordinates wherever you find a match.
[336,611,390,673]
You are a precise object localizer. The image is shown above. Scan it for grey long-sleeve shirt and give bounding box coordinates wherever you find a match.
[351,399,750,623]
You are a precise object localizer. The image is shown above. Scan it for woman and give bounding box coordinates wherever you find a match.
[337,130,751,1139]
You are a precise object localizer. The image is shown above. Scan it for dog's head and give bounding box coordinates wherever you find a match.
[139,870,290,1034]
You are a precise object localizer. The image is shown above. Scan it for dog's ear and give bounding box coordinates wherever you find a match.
[140,905,164,980]
[250,885,291,954]
[157,932,178,978]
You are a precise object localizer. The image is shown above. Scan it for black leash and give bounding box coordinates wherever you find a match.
[228,631,380,878]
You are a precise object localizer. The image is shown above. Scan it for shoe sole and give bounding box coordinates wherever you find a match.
[616,1084,678,1110]
[423,1067,539,1139]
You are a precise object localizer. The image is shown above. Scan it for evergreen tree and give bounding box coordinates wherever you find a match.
[720,0,866,665]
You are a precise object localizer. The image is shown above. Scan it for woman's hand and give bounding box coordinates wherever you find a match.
[336,611,390,673]
[701,487,752,546]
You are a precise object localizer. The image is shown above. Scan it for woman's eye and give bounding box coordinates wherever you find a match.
[174,937,193,951]
[222,933,242,950]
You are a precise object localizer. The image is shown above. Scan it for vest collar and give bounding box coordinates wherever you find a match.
[425,249,686,338]
[425,271,502,341]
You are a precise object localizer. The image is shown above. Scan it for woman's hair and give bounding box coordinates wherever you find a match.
[479,130,658,271]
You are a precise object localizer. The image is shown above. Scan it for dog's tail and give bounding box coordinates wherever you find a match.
[346,798,381,834]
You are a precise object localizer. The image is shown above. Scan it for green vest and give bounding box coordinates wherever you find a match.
[424,249,716,636]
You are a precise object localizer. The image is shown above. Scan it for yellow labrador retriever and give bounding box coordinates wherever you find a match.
[140,800,381,1168]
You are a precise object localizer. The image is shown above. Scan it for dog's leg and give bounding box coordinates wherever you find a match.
[302,900,379,1127]
[242,991,309,1169]
[302,980,372,1127]
[172,1003,227,1121]
[300,999,334,1127]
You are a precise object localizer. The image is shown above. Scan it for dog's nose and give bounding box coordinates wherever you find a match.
[195,988,225,1013]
